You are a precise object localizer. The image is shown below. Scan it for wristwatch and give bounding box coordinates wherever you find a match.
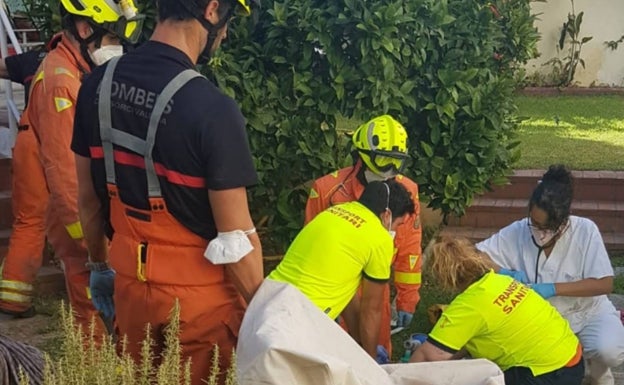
[85,260,110,272]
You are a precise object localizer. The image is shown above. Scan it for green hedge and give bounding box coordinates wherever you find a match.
[22,0,540,253]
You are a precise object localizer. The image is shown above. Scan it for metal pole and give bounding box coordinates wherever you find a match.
[0,1,22,54]
[0,0,21,148]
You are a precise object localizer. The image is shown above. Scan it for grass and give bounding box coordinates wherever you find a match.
[515,95,624,170]
[337,95,624,170]
[610,255,624,295]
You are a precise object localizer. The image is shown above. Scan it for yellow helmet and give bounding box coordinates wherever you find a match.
[60,0,144,43]
[235,0,252,16]
[352,115,409,176]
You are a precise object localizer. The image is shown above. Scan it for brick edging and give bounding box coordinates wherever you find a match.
[517,87,624,96]
[514,169,624,179]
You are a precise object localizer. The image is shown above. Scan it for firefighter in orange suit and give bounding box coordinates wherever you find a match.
[0,48,49,317]
[305,115,422,357]
[19,0,143,333]
[71,0,263,383]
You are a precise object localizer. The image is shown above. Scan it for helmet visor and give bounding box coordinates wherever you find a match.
[362,150,408,174]
[103,14,144,44]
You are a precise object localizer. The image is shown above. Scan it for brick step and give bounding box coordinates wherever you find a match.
[0,158,10,191]
[485,170,624,201]
[441,226,624,253]
[34,266,66,296]
[0,190,11,229]
[0,228,9,247]
[448,198,624,234]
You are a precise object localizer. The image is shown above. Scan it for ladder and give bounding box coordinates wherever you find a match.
[0,0,29,149]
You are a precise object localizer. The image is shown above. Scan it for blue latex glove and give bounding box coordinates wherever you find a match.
[398,310,414,327]
[498,268,529,284]
[531,283,556,299]
[376,345,390,364]
[89,269,116,319]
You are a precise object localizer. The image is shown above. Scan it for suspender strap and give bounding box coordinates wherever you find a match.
[97,57,202,197]
[98,55,121,185]
[145,69,201,197]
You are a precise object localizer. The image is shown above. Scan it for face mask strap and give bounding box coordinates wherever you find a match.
[383,182,392,229]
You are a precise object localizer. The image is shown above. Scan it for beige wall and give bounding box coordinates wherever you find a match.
[526,0,624,87]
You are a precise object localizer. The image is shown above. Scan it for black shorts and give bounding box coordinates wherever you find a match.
[504,356,584,385]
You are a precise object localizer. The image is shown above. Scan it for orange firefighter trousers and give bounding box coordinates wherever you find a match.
[0,126,48,313]
[107,186,246,385]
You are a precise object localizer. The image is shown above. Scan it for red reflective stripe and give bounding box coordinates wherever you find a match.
[88,146,205,188]
[90,146,104,157]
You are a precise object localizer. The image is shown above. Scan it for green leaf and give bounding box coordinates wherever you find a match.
[421,141,434,157]
[465,153,477,165]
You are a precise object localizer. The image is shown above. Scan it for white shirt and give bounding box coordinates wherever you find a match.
[477,216,614,332]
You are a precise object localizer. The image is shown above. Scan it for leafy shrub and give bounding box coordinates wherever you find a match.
[215,0,539,246]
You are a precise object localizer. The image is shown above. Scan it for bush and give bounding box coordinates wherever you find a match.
[215,0,539,248]
[25,302,235,385]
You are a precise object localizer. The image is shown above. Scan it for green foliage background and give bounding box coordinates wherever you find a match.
[213,0,540,252]
[20,0,540,253]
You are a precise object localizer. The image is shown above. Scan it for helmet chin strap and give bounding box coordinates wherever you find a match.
[178,0,232,64]
[65,14,106,70]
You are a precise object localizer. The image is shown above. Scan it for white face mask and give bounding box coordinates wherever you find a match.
[204,228,256,265]
[89,45,124,66]
[364,169,397,183]
[530,227,556,247]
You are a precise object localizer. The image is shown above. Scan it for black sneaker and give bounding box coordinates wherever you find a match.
[0,307,36,319]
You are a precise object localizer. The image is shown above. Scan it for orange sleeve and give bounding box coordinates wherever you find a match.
[392,181,422,313]
[30,84,81,232]
[304,179,328,225]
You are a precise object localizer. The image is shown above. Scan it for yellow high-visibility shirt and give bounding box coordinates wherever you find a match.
[429,271,579,375]
[268,201,393,319]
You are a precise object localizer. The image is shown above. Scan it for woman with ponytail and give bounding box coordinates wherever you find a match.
[478,164,624,385]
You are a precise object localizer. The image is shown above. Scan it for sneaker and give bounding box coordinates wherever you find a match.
[0,306,36,319]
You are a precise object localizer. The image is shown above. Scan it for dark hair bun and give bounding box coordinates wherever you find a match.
[542,164,573,187]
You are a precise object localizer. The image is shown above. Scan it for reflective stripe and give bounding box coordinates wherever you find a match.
[0,279,34,292]
[65,221,84,239]
[136,243,147,282]
[394,271,422,284]
[0,290,32,304]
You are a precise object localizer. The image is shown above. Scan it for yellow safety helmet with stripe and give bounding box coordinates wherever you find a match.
[352,115,410,177]
[60,0,144,43]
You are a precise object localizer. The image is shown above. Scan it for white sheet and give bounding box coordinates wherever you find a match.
[237,280,505,385]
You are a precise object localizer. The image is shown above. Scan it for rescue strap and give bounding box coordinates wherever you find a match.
[98,55,202,197]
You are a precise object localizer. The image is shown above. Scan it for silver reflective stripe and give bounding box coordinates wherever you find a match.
[98,56,122,184]
[111,129,146,155]
[0,279,33,292]
[144,70,201,197]
[0,290,31,304]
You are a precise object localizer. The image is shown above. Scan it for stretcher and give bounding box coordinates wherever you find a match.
[237,280,504,385]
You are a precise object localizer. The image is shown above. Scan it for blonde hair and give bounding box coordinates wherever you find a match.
[426,236,496,293]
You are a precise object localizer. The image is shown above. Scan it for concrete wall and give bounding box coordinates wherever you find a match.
[526,0,624,87]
